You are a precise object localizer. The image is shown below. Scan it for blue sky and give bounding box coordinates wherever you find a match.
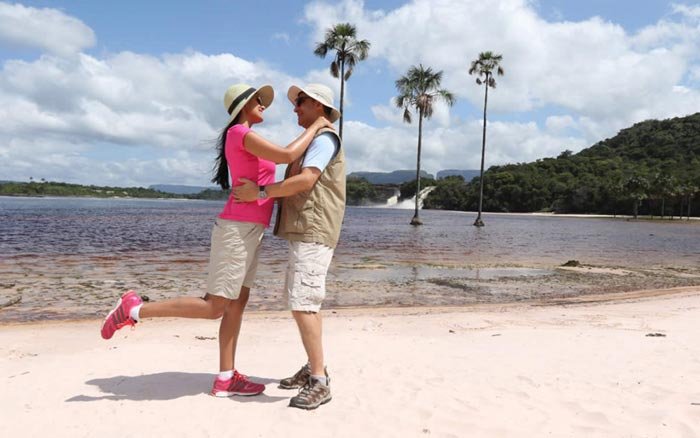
[1,0,699,187]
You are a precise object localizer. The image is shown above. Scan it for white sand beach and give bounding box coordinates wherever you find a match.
[2,286,699,438]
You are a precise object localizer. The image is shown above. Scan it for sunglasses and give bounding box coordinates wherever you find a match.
[255,96,264,105]
[294,95,310,107]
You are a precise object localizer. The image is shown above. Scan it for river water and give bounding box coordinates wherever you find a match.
[1,196,699,322]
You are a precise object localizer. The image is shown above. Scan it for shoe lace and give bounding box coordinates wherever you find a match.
[296,381,314,399]
[233,371,249,382]
[295,365,309,379]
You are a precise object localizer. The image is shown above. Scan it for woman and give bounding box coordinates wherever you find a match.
[100,83,331,397]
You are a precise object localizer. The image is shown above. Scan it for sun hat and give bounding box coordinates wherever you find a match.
[223,84,274,125]
[287,83,340,123]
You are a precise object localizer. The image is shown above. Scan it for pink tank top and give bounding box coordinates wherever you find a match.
[218,124,276,227]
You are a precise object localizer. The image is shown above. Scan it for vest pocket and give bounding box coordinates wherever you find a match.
[290,201,314,233]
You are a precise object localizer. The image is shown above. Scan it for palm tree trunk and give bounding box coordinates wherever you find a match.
[661,198,665,219]
[474,76,489,227]
[339,57,345,139]
[411,108,424,225]
[689,195,693,220]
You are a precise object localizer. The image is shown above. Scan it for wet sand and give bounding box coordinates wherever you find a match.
[2,252,700,322]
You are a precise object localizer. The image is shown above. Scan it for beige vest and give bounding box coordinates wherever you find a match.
[274,128,346,248]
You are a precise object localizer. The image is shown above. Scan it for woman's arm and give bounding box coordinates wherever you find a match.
[232,168,321,202]
[243,117,331,164]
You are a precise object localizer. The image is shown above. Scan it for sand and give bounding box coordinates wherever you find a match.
[2,286,700,437]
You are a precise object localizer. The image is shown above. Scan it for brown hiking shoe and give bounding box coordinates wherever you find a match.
[279,365,329,389]
[289,376,332,410]
[278,364,310,389]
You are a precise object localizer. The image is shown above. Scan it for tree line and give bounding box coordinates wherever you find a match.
[421,113,700,218]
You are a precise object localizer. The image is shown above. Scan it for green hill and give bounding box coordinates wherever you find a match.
[424,113,700,217]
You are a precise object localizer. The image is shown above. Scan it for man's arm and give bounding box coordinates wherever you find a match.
[232,133,337,202]
[233,168,321,202]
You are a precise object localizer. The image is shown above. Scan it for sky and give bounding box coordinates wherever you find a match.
[1,0,699,187]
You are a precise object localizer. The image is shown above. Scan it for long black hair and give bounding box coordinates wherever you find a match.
[211,115,240,190]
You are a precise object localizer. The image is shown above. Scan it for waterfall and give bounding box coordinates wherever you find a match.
[387,185,436,209]
[385,188,400,206]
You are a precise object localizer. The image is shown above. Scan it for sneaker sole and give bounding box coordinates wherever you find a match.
[100,296,125,339]
[289,395,332,410]
[211,390,264,397]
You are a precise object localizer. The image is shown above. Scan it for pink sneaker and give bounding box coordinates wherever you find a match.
[210,371,265,397]
[101,290,142,340]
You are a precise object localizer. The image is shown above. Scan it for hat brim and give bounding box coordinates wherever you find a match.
[287,85,340,123]
[227,84,274,125]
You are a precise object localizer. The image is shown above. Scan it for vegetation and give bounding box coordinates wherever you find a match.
[420,113,700,218]
[395,64,455,225]
[5,113,698,219]
[469,51,504,227]
[314,22,370,139]
[0,180,230,200]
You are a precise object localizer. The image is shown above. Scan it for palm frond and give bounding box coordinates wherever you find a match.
[314,22,370,86]
[394,64,454,124]
[314,43,329,58]
[330,61,339,78]
[354,40,371,60]
[438,89,456,107]
[469,51,505,88]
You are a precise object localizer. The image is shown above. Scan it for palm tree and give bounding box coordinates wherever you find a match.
[314,23,370,139]
[395,64,455,225]
[469,51,504,227]
[624,174,650,219]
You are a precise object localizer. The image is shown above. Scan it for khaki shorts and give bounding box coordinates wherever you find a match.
[206,218,264,300]
[285,241,334,312]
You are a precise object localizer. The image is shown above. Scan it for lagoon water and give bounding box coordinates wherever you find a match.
[1,196,699,321]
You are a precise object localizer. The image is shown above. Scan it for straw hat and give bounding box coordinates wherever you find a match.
[223,84,274,125]
[287,83,340,123]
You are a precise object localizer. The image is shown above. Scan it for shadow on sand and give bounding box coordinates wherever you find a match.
[66,372,286,403]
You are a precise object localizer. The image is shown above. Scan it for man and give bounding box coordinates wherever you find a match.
[233,83,345,410]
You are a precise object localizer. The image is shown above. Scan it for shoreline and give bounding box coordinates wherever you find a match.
[4,195,698,220]
[3,285,698,328]
[2,261,700,323]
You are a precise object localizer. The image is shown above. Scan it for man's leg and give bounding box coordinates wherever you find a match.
[292,310,323,376]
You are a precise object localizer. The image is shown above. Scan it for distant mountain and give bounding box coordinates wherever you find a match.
[348,170,433,184]
[149,184,218,195]
[436,169,480,181]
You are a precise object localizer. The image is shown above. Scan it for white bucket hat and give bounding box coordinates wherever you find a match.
[287,83,340,123]
[223,83,274,125]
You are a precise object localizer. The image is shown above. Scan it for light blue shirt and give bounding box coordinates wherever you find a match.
[302,133,339,172]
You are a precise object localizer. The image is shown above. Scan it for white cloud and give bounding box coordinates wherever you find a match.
[672,3,700,20]
[340,117,588,177]
[0,2,95,56]
[545,115,576,133]
[3,0,700,188]
[304,0,700,146]
[0,46,313,186]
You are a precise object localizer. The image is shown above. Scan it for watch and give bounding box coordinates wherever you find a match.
[257,185,268,199]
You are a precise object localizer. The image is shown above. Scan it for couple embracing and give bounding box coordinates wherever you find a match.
[100,82,345,411]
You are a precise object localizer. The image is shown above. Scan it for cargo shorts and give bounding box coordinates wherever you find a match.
[206,218,264,300]
[284,241,334,312]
